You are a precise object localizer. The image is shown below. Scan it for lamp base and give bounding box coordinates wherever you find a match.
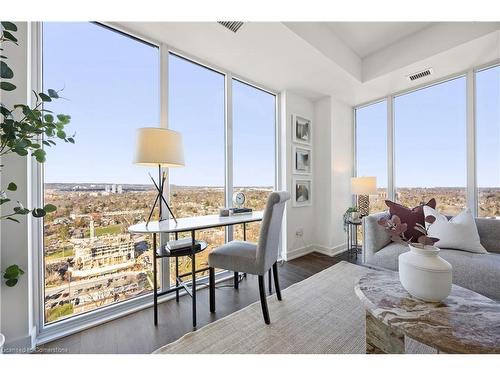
[357,195,370,217]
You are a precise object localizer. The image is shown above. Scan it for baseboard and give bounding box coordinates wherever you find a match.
[286,243,347,260]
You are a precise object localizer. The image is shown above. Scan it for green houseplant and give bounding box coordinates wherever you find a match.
[1,21,74,286]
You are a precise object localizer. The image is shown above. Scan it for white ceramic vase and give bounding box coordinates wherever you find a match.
[398,244,452,302]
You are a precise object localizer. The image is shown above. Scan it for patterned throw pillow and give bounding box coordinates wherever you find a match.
[384,198,437,242]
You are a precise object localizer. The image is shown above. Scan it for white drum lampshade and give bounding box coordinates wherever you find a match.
[134,127,184,167]
[351,177,377,217]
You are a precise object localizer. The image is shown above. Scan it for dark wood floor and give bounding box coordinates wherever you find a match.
[39,251,362,354]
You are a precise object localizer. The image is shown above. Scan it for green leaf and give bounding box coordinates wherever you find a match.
[4,264,23,277]
[32,208,46,218]
[1,22,18,32]
[43,203,57,213]
[5,279,18,287]
[56,130,66,139]
[0,105,11,117]
[33,149,46,163]
[0,60,13,79]
[44,114,54,123]
[0,198,11,205]
[0,81,16,91]
[7,182,17,191]
[13,206,30,215]
[39,93,52,102]
[47,89,59,99]
[14,148,28,156]
[5,217,20,223]
[2,30,18,43]
[67,137,75,144]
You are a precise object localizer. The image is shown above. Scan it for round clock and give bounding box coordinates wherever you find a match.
[233,192,246,208]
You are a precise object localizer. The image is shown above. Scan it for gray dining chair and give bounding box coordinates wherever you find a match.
[208,191,290,324]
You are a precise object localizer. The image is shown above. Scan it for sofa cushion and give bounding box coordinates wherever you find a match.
[385,199,436,242]
[424,206,487,254]
[439,249,500,301]
[366,242,409,271]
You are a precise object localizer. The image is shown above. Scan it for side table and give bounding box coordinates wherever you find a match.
[346,219,362,259]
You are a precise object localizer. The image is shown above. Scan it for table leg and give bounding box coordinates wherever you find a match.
[175,232,179,302]
[347,224,351,258]
[268,269,272,294]
[355,224,358,260]
[243,223,247,278]
[365,312,405,354]
[191,230,197,328]
[234,272,239,289]
[153,233,158,326]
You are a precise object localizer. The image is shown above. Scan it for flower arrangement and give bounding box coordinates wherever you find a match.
[377,214,439,248]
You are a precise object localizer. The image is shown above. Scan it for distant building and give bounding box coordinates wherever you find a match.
[71,234,135,278]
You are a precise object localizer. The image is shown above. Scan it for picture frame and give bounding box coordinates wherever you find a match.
[293,145,312,175]
[292,114,312,145]
[292,178,312,207]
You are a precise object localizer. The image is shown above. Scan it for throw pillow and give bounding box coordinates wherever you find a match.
[423,206,487,254]
[385,198,437,242]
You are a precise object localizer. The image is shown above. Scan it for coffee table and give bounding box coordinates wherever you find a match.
[355,271,500,354]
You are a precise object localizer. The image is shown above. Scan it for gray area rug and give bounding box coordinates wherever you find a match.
[155,261,433,354]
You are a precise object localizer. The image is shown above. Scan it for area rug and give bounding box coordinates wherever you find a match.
[154,261,433,354]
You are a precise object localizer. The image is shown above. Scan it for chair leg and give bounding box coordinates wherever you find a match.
[209,267,215,313]
[258,275,270,325]
[268,269,272,294]
[273,262,282,301]
[175,256,179,302]
[234,272,239,289]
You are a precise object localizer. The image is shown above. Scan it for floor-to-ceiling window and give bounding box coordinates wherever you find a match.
[232,79,276,242]
[42,23,160,324]
[355,100,387,213]
[394,77,467,215]
[476,65,500,218]
[167,53,226,282]
[40,24,278,332]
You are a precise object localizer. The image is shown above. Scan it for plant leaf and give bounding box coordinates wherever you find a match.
[43,203,57,213]
[0,81,16,91]
[425,215,436,224]
[39,93,52,102]
[5,217,20,223]
[2,30,18,43]
[7,182,17,191]
[32,208,46,218]
[47,89,59,99]
[0,60,13,79]
[5,279,18,287]
[1,22,18,32]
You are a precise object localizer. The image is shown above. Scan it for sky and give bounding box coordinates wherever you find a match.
[357,70,499,189]
[43,22,275,187]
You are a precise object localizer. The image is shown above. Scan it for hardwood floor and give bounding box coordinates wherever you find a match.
[39,251,362,354]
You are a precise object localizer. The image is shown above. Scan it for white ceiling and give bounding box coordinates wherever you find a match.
[114,21,500,105]
[324,22,432,58]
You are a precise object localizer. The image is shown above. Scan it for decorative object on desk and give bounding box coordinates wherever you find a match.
[219,208,230,217]
[232,191,246,208]
[292,114,312,145]
[292,145,312,175]
[377,214,452,302]
[351,176,377,217]
[292,178,312,207]
[343,207,359,232]
[134,127,184,225]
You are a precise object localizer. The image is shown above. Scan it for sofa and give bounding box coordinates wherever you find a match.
[363,211,500,301]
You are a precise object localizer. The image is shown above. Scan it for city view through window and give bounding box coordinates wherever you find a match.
[357,73,500,218]
[42,23,276,325]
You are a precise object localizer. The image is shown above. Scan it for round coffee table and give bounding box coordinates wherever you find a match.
[355,271,500,354]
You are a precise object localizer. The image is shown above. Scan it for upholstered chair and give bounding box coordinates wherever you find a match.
[208,191,290,324]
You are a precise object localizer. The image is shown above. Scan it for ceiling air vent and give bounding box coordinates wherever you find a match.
[218,21,244,33]
[407,68,433,82]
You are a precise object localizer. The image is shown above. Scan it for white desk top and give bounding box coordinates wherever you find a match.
[128,211,264,234]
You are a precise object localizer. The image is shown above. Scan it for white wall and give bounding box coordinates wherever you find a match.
[281,91,354,260]
[0,22,35,350]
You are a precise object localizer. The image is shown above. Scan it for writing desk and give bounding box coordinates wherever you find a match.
[128,211,264,328]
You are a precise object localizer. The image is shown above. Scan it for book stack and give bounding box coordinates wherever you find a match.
[159,238,202,256]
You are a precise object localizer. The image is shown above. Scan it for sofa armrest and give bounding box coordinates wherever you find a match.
[362,211,391,264]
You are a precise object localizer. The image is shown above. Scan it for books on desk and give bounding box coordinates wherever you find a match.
[160,238,202,256]
[219,207,253,217]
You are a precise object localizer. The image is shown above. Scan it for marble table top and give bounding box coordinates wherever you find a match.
[355,271,500,354]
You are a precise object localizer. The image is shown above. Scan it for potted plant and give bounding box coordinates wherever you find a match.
[377,214,452,302]
[342,207,359,232]
[1,21,74,350]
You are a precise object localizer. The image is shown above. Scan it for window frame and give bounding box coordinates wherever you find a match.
[354,59,500,217]
[32,22,281,344]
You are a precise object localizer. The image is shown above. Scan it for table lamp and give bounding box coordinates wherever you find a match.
[134,127,184,225]
[351,176,377,217]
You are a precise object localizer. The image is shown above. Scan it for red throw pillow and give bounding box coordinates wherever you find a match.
[384,199,437,242]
